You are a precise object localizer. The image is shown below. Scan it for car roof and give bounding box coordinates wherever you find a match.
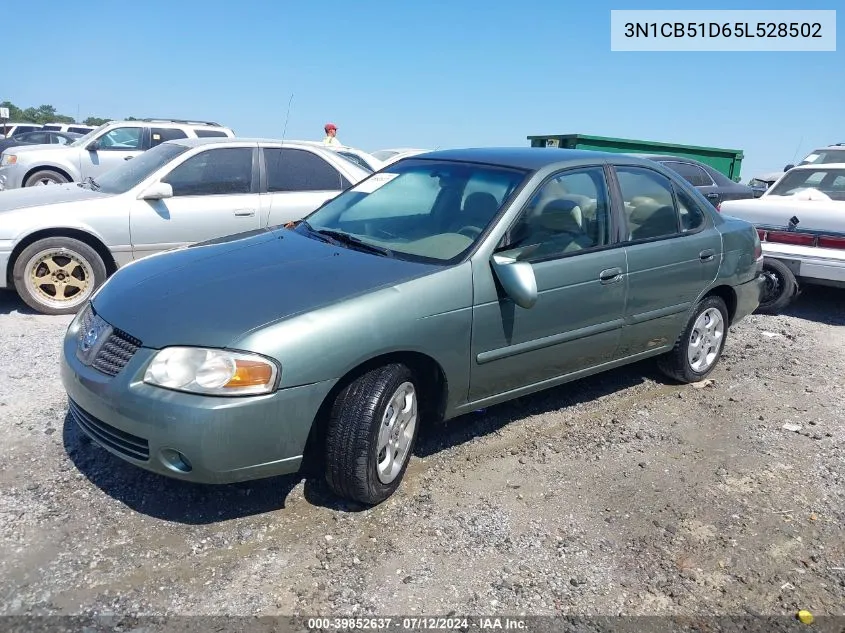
[408,147,656,171]
[169,137,342,149]
[792,162,845,170]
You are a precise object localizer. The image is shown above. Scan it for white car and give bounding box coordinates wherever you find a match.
[720,163,845,312]
[299,142,384,173]
[372,148,431,166]
[0,122,43,138]
[0,138,370,314]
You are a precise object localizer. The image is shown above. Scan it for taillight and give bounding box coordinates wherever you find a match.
[716,203,721,212]
[818,235,845,250]
[766,230,816,246]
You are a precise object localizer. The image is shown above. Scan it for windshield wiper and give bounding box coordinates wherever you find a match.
[76,176,100,191]
[312,228,394,257]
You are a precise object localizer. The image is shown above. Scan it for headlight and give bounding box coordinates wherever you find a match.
[143,347,279,396]
[0,154,17,166]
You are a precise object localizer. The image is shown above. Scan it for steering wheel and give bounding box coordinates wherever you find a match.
[457,225,482,239]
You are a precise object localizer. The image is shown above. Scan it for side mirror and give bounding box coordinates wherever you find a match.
[139,182,173,200]
[784,164,794,172]
[86,140,100,152]
[490,253,538,309]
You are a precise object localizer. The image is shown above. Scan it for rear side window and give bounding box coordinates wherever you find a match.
[43,125,62,131]
[14,125,40,135]
[194,129,228,138]
[150,128,188,147]
[616,166,680,241]
[661,161,713,187]
[263,147,345,192]
[68,127,91,134]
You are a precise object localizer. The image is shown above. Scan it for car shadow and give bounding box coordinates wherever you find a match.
[778,285,844,326]
[0,289,41,316]
[62,359,660,523]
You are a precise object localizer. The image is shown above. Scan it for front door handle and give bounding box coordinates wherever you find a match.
[699,249,715,262]
[599,267,623,284]
[234,209,256,217]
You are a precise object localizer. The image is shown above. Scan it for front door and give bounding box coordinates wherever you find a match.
[80,125,147,180]
[612,165,722,357]
[469,165,628,402]
[129,146,261,259]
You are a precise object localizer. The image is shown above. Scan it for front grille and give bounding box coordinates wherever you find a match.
[69,399,150,461]
[77,304,142,377]
[91,329,143,377]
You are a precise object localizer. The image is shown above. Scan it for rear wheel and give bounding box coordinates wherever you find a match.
[12,237,107,315]
[657,295,729,384]
[324,364,420,505]
[756,257,797,314]
[24,170,69,187]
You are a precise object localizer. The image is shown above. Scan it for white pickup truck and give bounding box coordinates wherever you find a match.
[720,163,845,313]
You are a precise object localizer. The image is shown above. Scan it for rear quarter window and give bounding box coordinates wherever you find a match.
[194,129,229,138]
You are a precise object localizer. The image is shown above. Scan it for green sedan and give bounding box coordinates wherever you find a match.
[60,148,765,505]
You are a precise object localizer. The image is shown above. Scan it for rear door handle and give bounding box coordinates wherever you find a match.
[234,209,256,217]
[699,249,715,262]
[599,267,623,284]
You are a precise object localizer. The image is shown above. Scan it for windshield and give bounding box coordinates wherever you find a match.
[767,168,845,201]
[295,158,529,264]
[798,149,845,166]
[70,123,109,147]
[335,150,374,173]
[91,142,190,194]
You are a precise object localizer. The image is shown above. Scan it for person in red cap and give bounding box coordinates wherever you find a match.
[322,122,341,146]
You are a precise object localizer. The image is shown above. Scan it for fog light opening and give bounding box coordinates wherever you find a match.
[160,448,193,473]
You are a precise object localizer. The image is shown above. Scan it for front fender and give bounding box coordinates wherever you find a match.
[19,155,81,182]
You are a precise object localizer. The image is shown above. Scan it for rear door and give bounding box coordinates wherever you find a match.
[611,164,722,358]
[129,145,261,258]
[259,147,350,226]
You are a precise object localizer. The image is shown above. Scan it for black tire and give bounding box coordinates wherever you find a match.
[756,257,797,315]
[13,237,107,315]
[657,295,729,384]
[324,363,420,505]
[24,169,69,187]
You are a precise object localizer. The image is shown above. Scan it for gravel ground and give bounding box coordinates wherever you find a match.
[1,285,843,620]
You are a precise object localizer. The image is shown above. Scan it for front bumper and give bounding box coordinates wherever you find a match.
[732,273,766,324]
[0,164,25,190]
[59,315,337,484]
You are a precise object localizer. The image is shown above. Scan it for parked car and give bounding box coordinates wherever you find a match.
[748,171,782,198]
[0,122,43,138]
[41,122,97,135]
[784,142,845,171]
[0,137,370,314]
[0,118,235,190]
[372,148,431,166]
[636,154,755,207]
[295,141,384,172]
[720,163,845,313]
[60,147,764,506]
[0,130,81,155]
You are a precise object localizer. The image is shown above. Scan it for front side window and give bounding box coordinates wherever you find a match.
[616,166,680,241]
[96,127,143,150]
[499,167,612,261]
[162,147,253,196]
[768,168,845,201]
[297,158,528,263]
[264,147,345,192]
[661,161,713,187]
[93,142,191,194]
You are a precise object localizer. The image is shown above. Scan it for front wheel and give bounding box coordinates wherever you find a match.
[324,364,420,505]
[24,170,69,187]
[657,295,729,384]
[12,237,107,315]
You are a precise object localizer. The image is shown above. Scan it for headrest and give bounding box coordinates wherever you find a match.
[536,198,583,232]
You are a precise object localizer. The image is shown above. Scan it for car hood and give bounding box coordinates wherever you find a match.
[0,183,109,212]
[5,143,72,156]
[91,228,440,349]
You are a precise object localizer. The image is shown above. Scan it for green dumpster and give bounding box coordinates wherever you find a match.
[527,133,745,182]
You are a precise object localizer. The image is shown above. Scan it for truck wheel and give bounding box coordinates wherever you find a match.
[324,363,420,505]
[24,170,69,187]
[13,237,107,315]
[756,258,797,315]
[657,295,729,384]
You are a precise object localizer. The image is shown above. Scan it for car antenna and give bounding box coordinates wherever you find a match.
[281,93,294,144]
[790,135,804,165]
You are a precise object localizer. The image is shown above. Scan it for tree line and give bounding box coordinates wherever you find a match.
[0,101,126,127]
